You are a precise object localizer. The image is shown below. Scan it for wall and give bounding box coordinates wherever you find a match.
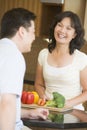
[63,0,86,24]
[23,37,48,82]
[0,0,86,38]
[84,0,87,40]
[0,0,42,36]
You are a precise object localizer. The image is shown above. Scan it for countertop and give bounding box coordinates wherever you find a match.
[22,109,87,129]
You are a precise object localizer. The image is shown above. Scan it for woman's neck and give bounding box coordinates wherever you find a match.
[54,44,69,55]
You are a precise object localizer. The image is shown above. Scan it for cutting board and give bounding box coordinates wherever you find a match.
[22,103,73,112]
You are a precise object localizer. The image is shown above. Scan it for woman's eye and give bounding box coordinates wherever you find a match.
[67,27,72,30]
[57,23,62,27]
[67,27,71,30]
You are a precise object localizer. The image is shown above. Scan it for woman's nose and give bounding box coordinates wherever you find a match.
[60,27,66,32]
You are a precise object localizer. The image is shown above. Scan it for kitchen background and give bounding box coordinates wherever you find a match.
[0,0,87,91]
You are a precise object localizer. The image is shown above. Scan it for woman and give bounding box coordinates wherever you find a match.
[35,11,87,110]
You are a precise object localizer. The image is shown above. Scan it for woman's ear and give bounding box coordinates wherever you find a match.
[73,32,77,39]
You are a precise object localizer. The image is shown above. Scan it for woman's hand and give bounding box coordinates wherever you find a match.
[64,100,73,108]
[42,94,51,101]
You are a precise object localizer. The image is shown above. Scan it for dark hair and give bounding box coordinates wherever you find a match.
[48,11,85,54]
[0,8,36,38]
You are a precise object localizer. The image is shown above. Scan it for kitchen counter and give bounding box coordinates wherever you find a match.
[22,108,87,129]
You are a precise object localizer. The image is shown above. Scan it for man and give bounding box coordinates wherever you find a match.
[0,8,49,130]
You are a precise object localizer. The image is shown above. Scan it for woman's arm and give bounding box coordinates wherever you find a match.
[71,109,87,122]
[65,66,87,108]
[34,62,47,99]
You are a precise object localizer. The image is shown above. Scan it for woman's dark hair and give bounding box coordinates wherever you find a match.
[48,11,85,54]
[1,8,36,38]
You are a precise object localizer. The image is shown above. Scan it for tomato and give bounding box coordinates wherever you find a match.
[26,92,34,104]
[32,91,39,104]
[38,98,46,106]
[21,91,28,104]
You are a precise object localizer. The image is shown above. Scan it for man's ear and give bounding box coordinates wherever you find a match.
[18,26,26,38]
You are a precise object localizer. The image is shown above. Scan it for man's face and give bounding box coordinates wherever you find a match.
[23,20,35,52]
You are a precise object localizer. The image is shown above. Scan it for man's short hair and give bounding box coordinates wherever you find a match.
[1,8,36,38]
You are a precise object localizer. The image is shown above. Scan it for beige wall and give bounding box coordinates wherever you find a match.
[84,0,87,40]
[63,0,86,24]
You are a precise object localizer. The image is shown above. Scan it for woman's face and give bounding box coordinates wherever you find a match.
[54,17,76,45]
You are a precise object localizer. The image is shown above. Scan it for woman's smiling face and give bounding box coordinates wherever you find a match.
[54,17,76,45]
